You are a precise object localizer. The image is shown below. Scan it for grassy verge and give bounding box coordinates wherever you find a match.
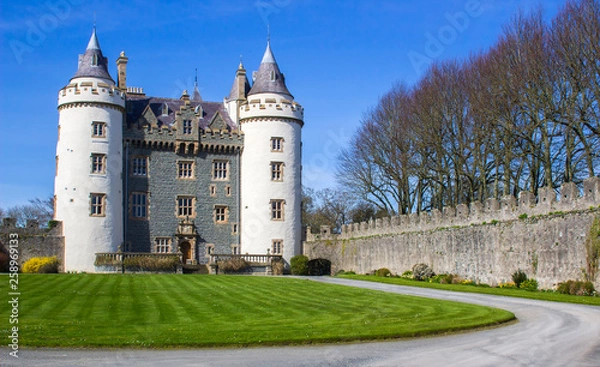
[0,274,514,348]
[338,275,600,306]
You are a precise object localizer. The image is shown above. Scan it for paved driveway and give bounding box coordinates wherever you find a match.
[3,277,600,366]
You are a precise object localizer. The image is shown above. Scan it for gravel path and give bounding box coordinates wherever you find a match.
[3,277,599,366]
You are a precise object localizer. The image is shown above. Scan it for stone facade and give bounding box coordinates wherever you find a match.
[124,97,243,264]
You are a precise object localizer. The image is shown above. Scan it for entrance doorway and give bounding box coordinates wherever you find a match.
[179,241,192,264]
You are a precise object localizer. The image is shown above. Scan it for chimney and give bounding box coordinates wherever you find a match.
[116,51,128,90]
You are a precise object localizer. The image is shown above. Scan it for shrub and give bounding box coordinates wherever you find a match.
[498,282,517,289]
[375,268,391,277]
[94,255,121,267]
[218,258,250,273]
[123,256,179,272]
[345,270,356,275]
[428,274,447,283]
[290,255,309,275]
[519,278,538,291]
[47,220,60,230]
[412,263,435,281]
[511,270,528,288]
[556,280,597,296]
[307,258,331,276]
[22,256,59,273]
[400,270,413,279]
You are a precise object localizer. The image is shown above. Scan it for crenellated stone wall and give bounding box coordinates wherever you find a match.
[304,177,600,289]
[0,219,65,272]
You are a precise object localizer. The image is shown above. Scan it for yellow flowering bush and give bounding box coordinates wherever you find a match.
[22,256,59,273]
[498,282,517,289]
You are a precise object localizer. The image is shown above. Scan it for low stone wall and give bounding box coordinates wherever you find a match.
[305,210,599,289]
[0,219,65,272]
[305,178,600,290]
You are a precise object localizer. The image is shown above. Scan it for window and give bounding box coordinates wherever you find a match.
[90,193,106,216]
[205,243,215,256]
[231,245,239,255]
[209,185,216,197]
[92,122,106,138]
[272,240,283,255]
[225,185,232,196]
[271,137,283,152]
[183,120,192,134]
[232,223,238,235]
[162,103,169,116]
[212,160,228,180]
[155,238,171,253]
[178,161,194,179]
[177,196,194,217]
[131,192,147,219]
[132,157,148,176]
[214,205,228,223]
[91,154,106,174]
[271,162,283,181]
[91,54,98,66]
[270,199,284,221]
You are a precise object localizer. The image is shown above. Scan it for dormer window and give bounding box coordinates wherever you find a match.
[195,105,203,118]
[91,54,98,66]
[162,103,169,116]
[270,70,276,81]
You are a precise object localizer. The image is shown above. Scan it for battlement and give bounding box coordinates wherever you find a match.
[307,177,600,242]
[239,94,303,123]
[58,78,125,108]
[126,86,145,96]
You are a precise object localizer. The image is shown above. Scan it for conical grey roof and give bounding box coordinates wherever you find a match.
[247,41,292,97]
[72,28,114,83]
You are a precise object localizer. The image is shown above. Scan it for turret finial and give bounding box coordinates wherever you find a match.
[267,23,270,44]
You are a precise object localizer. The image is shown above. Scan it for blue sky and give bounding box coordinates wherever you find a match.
[0,0,569,208]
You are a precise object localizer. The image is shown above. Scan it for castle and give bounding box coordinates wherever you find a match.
[53,29,304,272]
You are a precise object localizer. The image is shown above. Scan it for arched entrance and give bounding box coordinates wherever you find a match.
[179,241,192,264]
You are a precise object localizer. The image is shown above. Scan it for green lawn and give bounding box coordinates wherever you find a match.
[0,274,514,348]
[338,275,600,306]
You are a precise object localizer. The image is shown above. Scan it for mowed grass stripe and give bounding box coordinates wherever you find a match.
[0,274,515,348]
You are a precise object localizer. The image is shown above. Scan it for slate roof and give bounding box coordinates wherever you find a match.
[71,28,114,83]
[247,41,292,98]
[125,96,235,130]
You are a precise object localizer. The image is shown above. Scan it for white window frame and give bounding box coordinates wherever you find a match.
[131,192,148,219]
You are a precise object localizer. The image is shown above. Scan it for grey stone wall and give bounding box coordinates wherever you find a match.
[305,210,599,289]
[305,178,600,290]
[0,219,64,272]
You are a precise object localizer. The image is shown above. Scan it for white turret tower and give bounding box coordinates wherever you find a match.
[238,41,304,264]
[54,28,125,272]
